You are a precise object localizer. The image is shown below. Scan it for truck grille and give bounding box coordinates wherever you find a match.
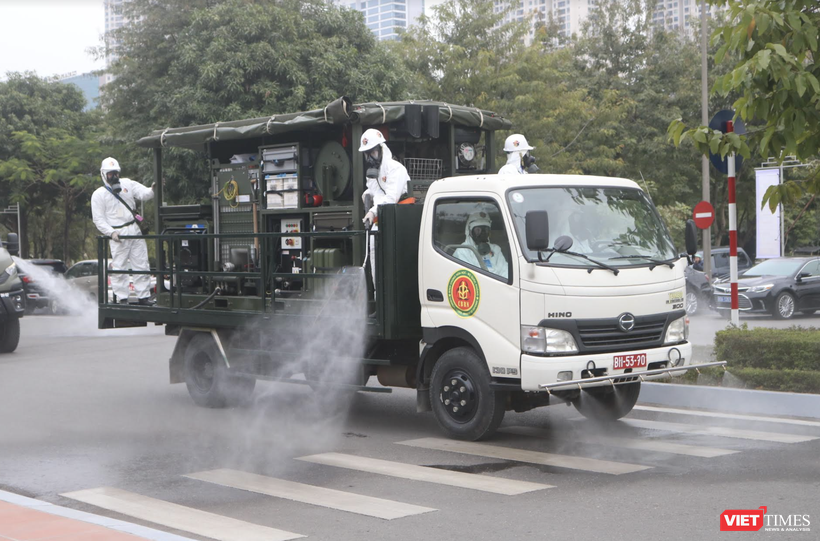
[577,314,668,351]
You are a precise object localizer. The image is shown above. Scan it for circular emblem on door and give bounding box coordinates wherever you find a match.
[617,312,636,332]
[447,269,480,318]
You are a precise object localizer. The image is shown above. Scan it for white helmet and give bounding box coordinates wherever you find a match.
[358,128,386,152]
[503,134,534,152]
[100,157,120,183]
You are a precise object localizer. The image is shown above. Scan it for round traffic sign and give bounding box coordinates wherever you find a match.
[693,201,715,229]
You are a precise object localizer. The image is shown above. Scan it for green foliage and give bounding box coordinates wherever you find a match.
[671,0,820,211]
[0,74,101,260]
[103,0,408,203]
[657,202,693,251]
[715,325,820,371]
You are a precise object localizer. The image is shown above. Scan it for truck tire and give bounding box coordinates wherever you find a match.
[430,347,505,441]
[0,317,20,353]
[572,381,640,421]
[183,334,255,408]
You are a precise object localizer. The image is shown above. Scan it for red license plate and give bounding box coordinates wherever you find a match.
[613,353,647,370]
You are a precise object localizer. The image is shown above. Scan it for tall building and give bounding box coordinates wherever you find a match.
[494,0,596,40]
[651,0,727,34]
[59,73,100,111]
[102,0,132,86]
[337,0,426,41]
[495,0,727,41]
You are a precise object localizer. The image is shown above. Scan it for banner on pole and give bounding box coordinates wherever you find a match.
[755,168,781,259]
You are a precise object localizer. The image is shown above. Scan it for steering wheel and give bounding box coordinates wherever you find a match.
[590,240,610,252]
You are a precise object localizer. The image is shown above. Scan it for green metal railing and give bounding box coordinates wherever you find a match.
[96,230,366,315]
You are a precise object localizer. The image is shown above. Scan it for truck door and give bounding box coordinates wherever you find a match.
[421,196,521,376]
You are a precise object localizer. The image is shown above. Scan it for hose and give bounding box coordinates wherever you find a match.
[190,286,222,310]
[216,178,240,208]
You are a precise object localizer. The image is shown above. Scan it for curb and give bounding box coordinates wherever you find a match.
[0,489,197,541]
[639,382,820,420]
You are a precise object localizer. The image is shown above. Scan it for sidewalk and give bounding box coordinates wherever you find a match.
[0,490,194,541]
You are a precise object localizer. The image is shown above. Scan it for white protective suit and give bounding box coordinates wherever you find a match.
[498,151,526,175]
[453,211,509,279]
[91,178,154,300]
[364,143,409,290]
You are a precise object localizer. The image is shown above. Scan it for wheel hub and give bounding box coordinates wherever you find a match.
[439,370,477,423]
[193,357,214,392]
[779,295,794,318]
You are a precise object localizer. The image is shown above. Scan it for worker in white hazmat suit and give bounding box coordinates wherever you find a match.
[453,211,509,279]
[91,157,155,304]
[498,133,538,175]
[358,128,410,296]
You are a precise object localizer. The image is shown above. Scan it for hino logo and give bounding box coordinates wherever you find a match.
[547,312,572,318]
[617,313,636,332]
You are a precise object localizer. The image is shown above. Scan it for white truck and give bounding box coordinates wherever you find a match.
[101,101,718,441]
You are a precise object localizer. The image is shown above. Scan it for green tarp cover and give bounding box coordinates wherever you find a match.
[136,100,511,150]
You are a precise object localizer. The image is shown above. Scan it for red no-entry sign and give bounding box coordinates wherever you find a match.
[693,201,715,229]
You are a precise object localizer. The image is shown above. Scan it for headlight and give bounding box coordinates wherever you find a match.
[4,262,16,276]
[521,326,578,354]
[664,316,688,344]
[748,283,774,293]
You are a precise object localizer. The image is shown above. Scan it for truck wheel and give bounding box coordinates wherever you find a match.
[184,334,255,408]
[0,317,20,353]
[430,347,505,441]
[572,381,641,422]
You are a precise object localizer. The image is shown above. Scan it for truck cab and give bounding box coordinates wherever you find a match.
[416,175,694,438]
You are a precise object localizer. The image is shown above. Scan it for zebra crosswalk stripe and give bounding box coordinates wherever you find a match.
[634,405,820,428]
[297,452,553,495]
[186,469,436,520]
[397,437,651,475]
[622,418,818,443]
[499,426,739,458]
[60,487,304,541]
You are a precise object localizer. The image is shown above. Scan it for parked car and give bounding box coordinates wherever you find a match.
[694,247,753,279]
[14,258,67,314]
[711,257,820,319]
[685,247,753,315]
[64,259,156,306]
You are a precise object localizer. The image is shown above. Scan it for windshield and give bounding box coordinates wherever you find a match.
[742,259,802,277]
[508,186,676,267]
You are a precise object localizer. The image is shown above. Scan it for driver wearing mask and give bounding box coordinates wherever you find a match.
[453,211,509,279]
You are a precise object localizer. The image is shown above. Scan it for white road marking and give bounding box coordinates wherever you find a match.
[397,437,652,475]
[634,405,820,428]
[297,452,552,495]
[500,426,739,458]
[186,469,436,520]
[622,418,818,443]
[60,487,303,541]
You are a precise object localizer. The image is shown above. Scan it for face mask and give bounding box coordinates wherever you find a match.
[106,172,122,193]
[471,225,491,255]
[523,153,539,174]
[365,147,382,169]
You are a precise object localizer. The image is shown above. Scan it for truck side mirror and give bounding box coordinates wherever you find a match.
[6,233,19,256]
[684,219,698,256]
[525,211,549,252]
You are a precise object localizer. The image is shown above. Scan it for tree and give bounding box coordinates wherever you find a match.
[0,73,93,258]
[669,0,820,211]
[0,128,101,261]
[102,0,408,204]
[391,0,529,105]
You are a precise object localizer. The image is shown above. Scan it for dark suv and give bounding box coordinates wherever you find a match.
[685,247,753,315]
[15,258,68,314]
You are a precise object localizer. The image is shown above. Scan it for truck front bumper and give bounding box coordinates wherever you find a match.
[0,288,26,320]
[521,342,696,392]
